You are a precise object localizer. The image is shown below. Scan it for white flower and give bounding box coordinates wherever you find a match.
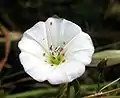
[18,17,94,85]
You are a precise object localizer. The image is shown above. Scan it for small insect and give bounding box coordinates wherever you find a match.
[63,41,65,45]
[50,22,52,25]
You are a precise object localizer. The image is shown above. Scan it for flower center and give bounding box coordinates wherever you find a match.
[43,45,65,66]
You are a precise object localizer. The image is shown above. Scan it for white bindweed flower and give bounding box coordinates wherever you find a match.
[18,17,94,84]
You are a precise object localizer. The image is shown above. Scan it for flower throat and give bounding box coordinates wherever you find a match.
[49,45,65,66]
[43,45,65,66]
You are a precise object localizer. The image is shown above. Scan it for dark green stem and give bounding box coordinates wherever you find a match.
[66,83,71,98]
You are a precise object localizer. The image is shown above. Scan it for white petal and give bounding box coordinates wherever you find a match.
[23,21,48,51]
[59,60,85,82]
[18,35,45,59]
[19,52,51,82]
[45,18,82,48]
[64,32,94,66]
[60,19,82,46]
[47,68,69,85]
[45,17,63,48]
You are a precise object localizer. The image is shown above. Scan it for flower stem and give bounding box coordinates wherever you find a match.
[57,83,68,98]
[72,79,81,98]
[66,83,71,98]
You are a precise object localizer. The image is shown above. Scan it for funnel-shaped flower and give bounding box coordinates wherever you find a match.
[18,17,94,84]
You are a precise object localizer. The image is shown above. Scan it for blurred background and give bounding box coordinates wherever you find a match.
[0,0,120,97]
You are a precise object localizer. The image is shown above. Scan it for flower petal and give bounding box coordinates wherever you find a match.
[47,68,69,85]
[59,60,85,82]
[46,17,94,66]
[19,52,51,82]
[18,35,45,59]
[64,32,94,66]
[23,21,48,51]
[60,19,82,47]
[45,17,63,48]
[45,17,82,48]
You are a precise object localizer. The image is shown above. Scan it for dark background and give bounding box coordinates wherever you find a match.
[0,0,120,96]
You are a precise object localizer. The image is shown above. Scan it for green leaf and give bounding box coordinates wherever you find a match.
[92,50,120,67]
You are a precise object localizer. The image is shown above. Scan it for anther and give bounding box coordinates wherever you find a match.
[60,48,63,52]
[62,53,64,56]
[55,47,57,50]
[43,53,45,56]
[49,45,52,50]
[52,56,56,59]
[56,46,60,51]
[52,52,54,55]
[62,60,65,63]
[58,52,60,56]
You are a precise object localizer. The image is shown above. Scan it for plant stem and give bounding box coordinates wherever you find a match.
[6,88,58,98]
[66,83,70,98]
